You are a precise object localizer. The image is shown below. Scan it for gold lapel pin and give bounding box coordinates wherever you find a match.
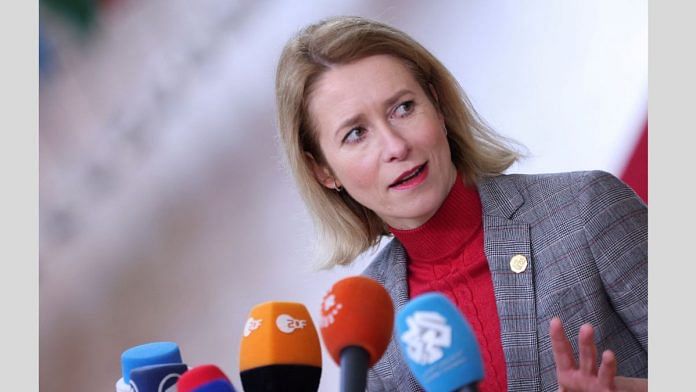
[510,254,528,273]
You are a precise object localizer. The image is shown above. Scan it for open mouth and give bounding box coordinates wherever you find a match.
[389,162,428,188]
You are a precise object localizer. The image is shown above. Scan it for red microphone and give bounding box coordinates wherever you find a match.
[319,276,394,392]
[177,364,233,392]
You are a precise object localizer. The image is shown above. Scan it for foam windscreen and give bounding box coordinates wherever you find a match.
[396,292,484,391]
[239,301,322,391]
[177,364,231,392]
[319,276,394,367]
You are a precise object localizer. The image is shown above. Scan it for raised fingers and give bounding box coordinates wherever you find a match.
[550,317,577,372]
[578,323,598,375]
[597,349,617,389]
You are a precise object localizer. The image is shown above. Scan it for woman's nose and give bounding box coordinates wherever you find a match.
[379,124,410,162]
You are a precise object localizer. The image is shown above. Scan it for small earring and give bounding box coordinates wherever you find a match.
[333,179,344,192]
[443,125,448,135]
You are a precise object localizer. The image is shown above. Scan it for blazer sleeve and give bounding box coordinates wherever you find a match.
[577,170,648,352]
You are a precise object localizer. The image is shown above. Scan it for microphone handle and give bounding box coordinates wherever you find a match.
[340,346,370,392]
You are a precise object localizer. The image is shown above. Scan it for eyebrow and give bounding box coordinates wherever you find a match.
[333,89,415,138]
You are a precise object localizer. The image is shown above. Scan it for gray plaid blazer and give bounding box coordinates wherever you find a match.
[362,171,648,391]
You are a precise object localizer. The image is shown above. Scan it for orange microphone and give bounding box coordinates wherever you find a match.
[319,276,394,392]
[239,301,322,391]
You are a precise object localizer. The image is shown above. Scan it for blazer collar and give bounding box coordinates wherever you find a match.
[476,174,525,219]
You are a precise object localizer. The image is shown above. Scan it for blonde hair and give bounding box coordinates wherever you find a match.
[275,16,521,269]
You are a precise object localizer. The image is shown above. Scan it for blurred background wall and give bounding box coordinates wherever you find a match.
[39,1,647,391]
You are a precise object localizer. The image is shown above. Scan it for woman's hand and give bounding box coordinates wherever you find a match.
[550,317,616,391]
[549,317,647,392]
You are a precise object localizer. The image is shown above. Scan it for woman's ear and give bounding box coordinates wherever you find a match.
[305,152,341,190]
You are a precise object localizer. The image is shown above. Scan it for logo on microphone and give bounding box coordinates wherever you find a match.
[276,314,307,333]
[243,317,262,337]
[320,292,343,328]
[400,311,452,365]
[129,373,179,392]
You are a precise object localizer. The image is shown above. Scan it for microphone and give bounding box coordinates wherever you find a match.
[129,363,188,392]
[395,292,484,392]
[188,379,236,391]
[177,364,235,392]
[116,342,184,392]
[239,301,322,391]
[319,276,394,392]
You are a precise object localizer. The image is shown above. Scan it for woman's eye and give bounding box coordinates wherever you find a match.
[343,127,366,144]
[394,100,414,118]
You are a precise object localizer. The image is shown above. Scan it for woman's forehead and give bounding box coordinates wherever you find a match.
[309,55,421,111]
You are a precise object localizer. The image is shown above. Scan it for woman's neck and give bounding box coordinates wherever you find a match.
[388,172,482,263]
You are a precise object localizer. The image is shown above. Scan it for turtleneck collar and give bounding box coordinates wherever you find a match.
[388,172,483,263]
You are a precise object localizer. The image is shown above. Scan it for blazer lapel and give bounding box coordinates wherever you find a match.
[478,175,541,391]
[378,242,423,390]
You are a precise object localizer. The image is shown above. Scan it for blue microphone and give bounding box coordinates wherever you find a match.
[395,293,484,392]
[191,379,237,391]
[115,341,184,392]
[129,363,189,392]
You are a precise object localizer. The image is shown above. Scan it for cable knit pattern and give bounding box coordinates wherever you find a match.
[390,174,507,391]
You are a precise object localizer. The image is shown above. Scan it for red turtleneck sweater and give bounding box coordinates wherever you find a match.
[390,174,507,392]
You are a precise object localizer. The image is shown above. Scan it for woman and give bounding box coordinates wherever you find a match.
[275,16,647,391]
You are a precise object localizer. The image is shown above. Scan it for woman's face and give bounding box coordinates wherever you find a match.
[307,54,457,230]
